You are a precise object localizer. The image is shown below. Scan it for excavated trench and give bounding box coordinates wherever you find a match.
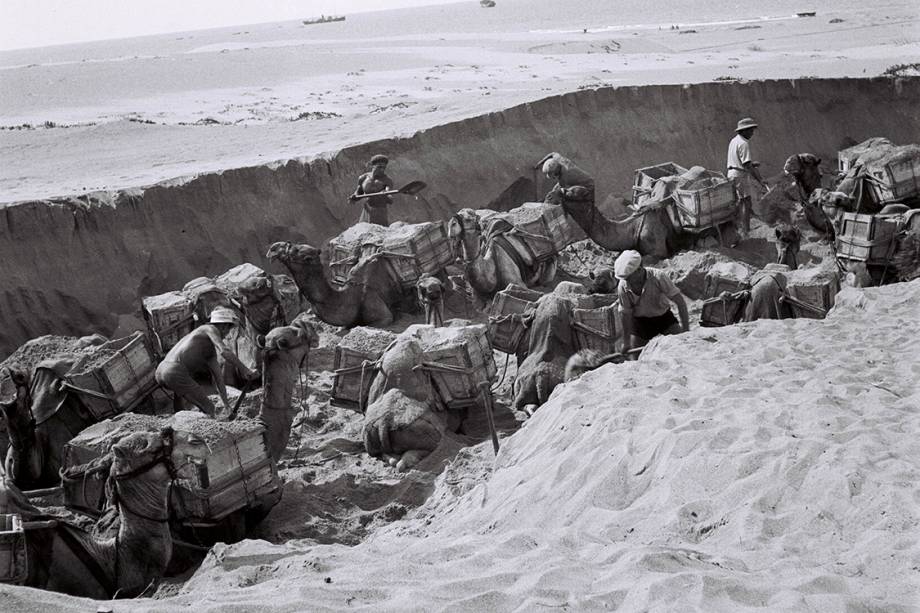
[1,77,919,359]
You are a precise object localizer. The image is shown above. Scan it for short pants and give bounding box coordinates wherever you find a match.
[633,310,679,341]
[155,360,216,415]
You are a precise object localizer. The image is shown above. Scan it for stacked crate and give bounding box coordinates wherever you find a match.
[63,332,158,420]
[406,324,497,411]
[491,202,584,259]
[784,268,840,320]
[331,328,397,408]
[835,212,902,265]
[61,411,282,524]
[141,291,195,355]
[0,514,27,585]
[487,285,542,354]
[673,171,737,229]
[632,162,688,206]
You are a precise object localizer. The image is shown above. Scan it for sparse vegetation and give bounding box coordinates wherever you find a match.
[882,63,920,77]
[292,111,342,121]
[713,75,739,81]
[748,44,764,52]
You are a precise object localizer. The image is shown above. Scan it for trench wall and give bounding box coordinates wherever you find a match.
[2,77,918,358]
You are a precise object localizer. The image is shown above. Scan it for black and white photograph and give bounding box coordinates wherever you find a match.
[0,0,918,610]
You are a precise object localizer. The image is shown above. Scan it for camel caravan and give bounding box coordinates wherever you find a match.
[2,134,920,599]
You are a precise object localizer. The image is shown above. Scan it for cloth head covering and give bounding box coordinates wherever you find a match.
[542,157,561,177]
[614,250,643,280]
[370,154,389,166]
[735,117,758,132]
[209,306,239,325]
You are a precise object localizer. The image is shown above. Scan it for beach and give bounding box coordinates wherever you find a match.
[1,0,918,202]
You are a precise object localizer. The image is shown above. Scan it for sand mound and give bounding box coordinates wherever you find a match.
[17,281,904,612]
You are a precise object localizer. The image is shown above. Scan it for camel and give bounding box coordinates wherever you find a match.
[774,223,801,269]
[447,208,557,298]
[362,337,458,472]
[0,361,92,490]
[257,315,319,462]
[743,269,793,322]
[512,294,576,414]
[782,153,841,235]
[0,430,173,598]
[416,274,445,327]
[237,275,286,335]
[266,241,404,327]
[561,198,676,259]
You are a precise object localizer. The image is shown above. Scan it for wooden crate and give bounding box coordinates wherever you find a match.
[142,291,194,355]
[272,274,303,323]
[785,273,838,320]
[63,413,281,524]
[64,333,157,420]
[328,243,359,286]
[421,325,496,410]
[542,203,586,251]
[703,273,750,299]
[674,180,737,229]
[215,263,267,297]
[866,152,920,203]
[838,138,893,174]
[632,162,688,205]
[835,212,901,264]
[0,514,27,585]
[331,328,397,408]
[383,222,453,277]
[169,423,279,522]
[488,290,538,354]
[700,293,748,327]
[572,304,617,353]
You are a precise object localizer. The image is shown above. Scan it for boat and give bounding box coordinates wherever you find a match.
[302,15,346,25]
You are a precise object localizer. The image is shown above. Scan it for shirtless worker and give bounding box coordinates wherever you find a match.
[614,250,689,352]
[154,306,258,416]
[539,152,596,206]
[349,154,395,226]
[727,117,769,238]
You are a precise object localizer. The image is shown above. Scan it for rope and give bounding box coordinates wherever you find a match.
[290,352,311,463]
[490,352,512,393]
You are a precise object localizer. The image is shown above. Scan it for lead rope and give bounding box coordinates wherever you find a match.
[290,352,311,463]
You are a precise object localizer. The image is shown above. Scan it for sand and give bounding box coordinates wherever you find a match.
[7,277,917,612]
[1,0,918,202]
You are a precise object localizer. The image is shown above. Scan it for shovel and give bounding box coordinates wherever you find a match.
[350,180,428,201]
[226,375,257,421]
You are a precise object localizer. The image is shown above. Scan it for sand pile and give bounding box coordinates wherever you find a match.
[0,335,103,373]
[21,283,906,612]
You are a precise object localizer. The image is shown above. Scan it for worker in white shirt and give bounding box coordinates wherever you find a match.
[727,117,769,237]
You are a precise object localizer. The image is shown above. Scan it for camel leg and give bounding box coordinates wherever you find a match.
[361,293,395,327]
[396,449,430,472]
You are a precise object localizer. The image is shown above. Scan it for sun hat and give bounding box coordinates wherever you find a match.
[209,306,239,325]
[614,250,643,280]
[370,154,389,166]
[735,117,758,132]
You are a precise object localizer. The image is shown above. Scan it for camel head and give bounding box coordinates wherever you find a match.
[448,209,484,260]
[237,275,274,305]
[588,267,618,294]
[783,153,823,196]
[0,367,31,422]
[266,242,321,265]
[111,430,174,485]
[774,223,801,269]
[260,315,319,353]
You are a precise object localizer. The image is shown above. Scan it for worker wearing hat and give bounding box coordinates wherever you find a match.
[614,250,689,352]
[538,152,596,206]
[727,117,769,238]
[349,154,396,226]
[155,306,258,417]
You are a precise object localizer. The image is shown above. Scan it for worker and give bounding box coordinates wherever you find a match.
[727,117,769,238]
[154,307,258,417]
[539,152,596,206]
[349,154,395,226]
[615,250,689,351]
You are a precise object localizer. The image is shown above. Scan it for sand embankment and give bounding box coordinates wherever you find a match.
[1,76,918,358]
